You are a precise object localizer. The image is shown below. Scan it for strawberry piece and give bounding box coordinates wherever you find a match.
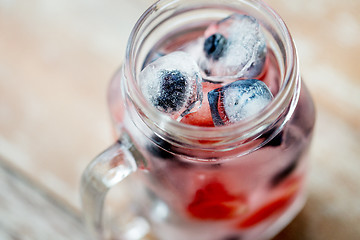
[187,181,246,220]
[237,191,296,228]
[237,176,302,228]
[181,82,222,127]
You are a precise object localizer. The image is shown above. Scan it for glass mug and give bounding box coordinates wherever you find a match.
[81,0,315,240]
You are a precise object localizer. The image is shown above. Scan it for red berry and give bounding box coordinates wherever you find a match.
[181,82,222,127]
[187,181,246,220]
[237,176,302,228]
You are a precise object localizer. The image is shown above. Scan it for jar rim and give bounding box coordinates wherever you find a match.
[123,0,299,148]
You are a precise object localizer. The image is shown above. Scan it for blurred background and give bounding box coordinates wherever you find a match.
[0,0,359,239]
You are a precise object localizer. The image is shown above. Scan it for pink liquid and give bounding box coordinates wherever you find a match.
[109,21,315,240]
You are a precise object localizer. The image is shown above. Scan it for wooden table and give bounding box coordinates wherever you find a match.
[0,0,359,239]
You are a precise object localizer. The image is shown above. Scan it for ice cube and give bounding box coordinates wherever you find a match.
[200,14,267,79]
[139,51,203,119]
[208,79,273,126]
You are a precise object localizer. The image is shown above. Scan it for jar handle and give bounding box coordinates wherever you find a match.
[80,131,146,239]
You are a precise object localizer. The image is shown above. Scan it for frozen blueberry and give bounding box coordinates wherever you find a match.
[204,33,227,60]
[140,51,202,119]
[200,14,267,78]
[208,79,273,126]
[155,70,187,112]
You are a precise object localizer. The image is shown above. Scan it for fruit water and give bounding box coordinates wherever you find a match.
[107,6,316,240]
[142,18,281,127]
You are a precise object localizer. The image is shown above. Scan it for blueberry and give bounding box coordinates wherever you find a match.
[208,79,273,126]
[262,129,283,148]
[200,14,267,78]
[208,86,224,125]
[146,135,174,159]
[222,235,242,240]
[139,51,202,117]
[146,135,191,168]
[270,155,298,187]
[155,70,187,113]
[204,33,227,60]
